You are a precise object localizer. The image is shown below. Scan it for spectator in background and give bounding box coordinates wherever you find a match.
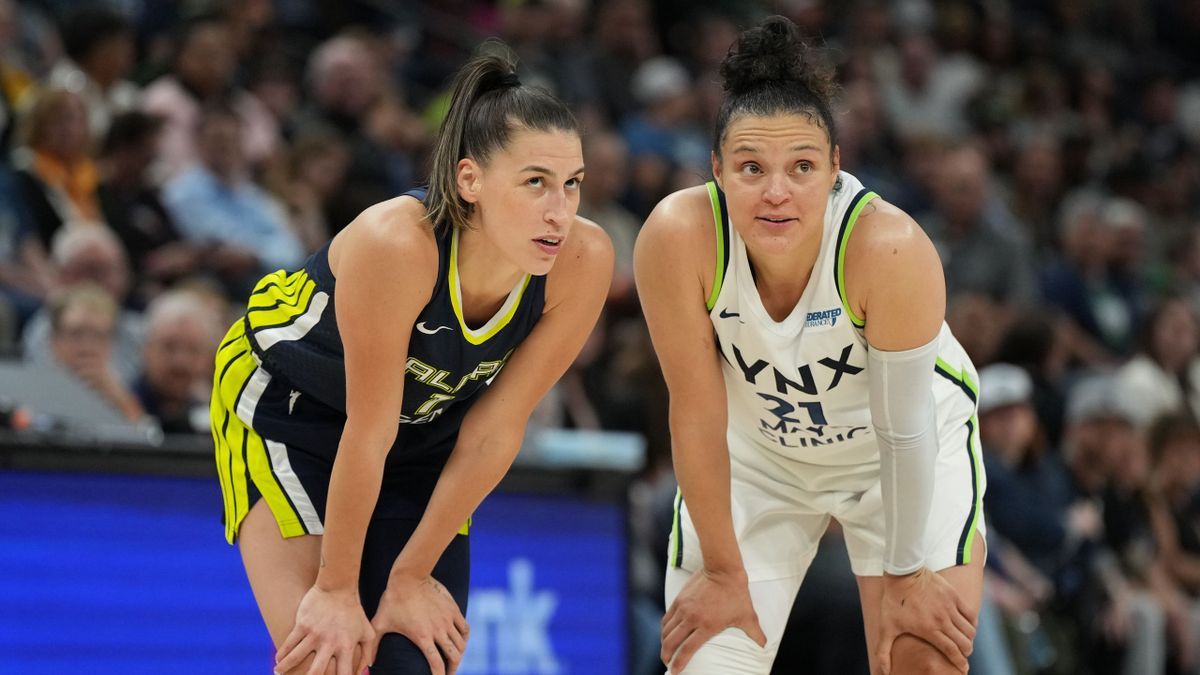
[1005,132,1066,258]
[162,102,304,294]
[97,110,195,304]
[22,225,142,382]
[1058,376,1168,675]
[47,5,138,141]
[1148,415,1200,598]
[579,131,638,305]
[621,56,706,217]
[11,88,105,247]
[263,128,350,254]
[1102,197,1152,309]
[1152,228,1200,316]
[141,14,278,180]
[0,0,36,154]
[919,142,1039,311]
[1042,191,1138,361]
[0,160,54,340]
[1113,296,1200,429]
[297,33,403,232]
[133,289,219,434]
[876,30,983,141]
[45,283,143,422]
[994,314,1072,447]
[586,0,659,126]
[1146,414,1200,670]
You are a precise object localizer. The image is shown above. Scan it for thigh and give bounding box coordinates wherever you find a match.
[237,499,323,646]
[360,517,471,674]
[856,533,986,675]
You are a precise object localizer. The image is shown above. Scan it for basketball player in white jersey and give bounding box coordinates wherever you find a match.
[635,16,985,675]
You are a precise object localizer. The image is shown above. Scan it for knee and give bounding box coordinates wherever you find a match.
[891,634,963,675]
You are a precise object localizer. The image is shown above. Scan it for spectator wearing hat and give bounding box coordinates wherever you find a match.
[1059,374,1169,675]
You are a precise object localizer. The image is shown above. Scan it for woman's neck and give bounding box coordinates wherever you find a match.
[455,225,525,323]
[745,235,821,321]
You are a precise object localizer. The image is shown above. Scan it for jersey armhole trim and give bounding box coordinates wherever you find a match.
[705,181,730,312]
[834,189,879,329]
[933,357,983,565]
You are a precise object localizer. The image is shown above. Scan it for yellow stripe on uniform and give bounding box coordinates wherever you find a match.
[247,275,317,331]
[211,325,261,543]
[240,408,307,539]
[248,269,305,304]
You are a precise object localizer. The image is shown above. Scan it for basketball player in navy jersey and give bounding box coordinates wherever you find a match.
[636,17,985,675]
[211,43,612,674]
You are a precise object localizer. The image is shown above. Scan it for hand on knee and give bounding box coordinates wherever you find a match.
[889,634,967,675]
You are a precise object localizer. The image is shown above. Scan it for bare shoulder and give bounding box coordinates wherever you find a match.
[329,195,439,278]
[634,184,718,299]
[845,197,936,261]
[637,184,714,244]
[545,215,615,309]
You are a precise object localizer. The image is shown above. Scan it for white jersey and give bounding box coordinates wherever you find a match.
[706,171,978,472]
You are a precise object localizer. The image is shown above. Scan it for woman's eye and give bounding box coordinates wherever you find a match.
[527,176,544,187]
[795,161,814,173]
[565,177,581,189]
[741,163,761,175]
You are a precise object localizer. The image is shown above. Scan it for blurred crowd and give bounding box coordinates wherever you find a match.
[1,0,1199,673]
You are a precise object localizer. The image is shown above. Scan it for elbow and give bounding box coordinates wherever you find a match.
[459,416,525,464]
[341,416,399,459]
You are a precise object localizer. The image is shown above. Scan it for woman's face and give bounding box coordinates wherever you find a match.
[460,127,584,276]
[712,112,839,258]
[1152,300,1199,371]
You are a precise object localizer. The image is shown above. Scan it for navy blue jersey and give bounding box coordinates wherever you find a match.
[234,188,547,465]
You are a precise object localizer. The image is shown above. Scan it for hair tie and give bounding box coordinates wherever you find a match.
[498,72,521,88]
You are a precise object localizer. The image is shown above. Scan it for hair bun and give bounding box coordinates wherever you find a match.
[719,16,832,100]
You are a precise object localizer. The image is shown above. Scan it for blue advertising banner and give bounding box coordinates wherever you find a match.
[0,470,627,674]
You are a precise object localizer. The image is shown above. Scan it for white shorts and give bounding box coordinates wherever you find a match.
[662,396,986,673]
[666,393,986,582]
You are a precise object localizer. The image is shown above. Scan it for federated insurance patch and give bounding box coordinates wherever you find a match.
[804,307,842,329]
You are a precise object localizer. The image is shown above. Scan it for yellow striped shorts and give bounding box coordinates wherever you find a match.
[211,318,325,544]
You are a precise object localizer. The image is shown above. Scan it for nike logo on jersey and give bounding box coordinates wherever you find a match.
[416,321,453,335]
[719,308,742,321]
[288,389,301,414]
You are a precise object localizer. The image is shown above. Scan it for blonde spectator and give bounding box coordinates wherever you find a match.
[47,283,143,422]
[22,224,143,382]
[11,88,104,246]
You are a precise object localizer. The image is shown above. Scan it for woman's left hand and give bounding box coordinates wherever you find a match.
[877,568,975,674]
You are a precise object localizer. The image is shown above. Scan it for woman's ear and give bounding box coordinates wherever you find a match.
[456,157,482,204]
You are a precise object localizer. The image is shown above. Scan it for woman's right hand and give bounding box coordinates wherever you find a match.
[274,584,376,675]
[370,572,469,675]
[660,567,766,673]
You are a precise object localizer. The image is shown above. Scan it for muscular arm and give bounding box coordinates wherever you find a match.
[634,188,745,576]
[389,220,613,579]
[848,200,947,575]
[316,200,438,594]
